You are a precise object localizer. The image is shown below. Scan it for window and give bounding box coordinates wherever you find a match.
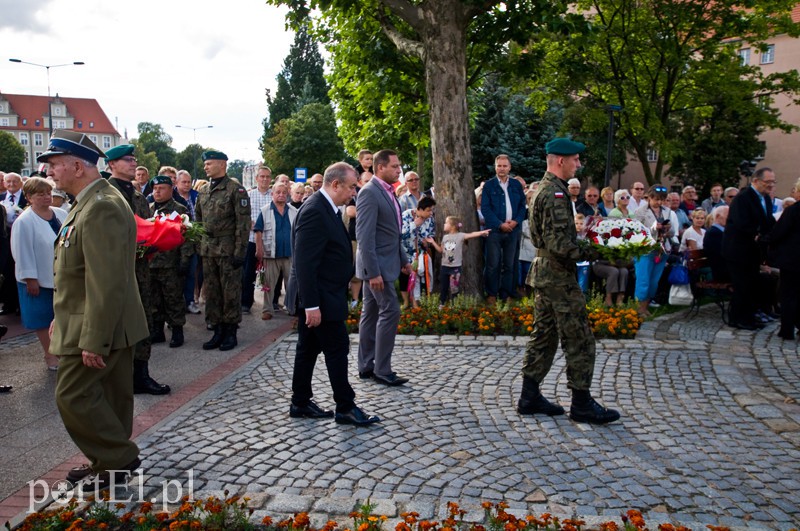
[34,133,43,146]
[761,45,775,64]
[34,151,43,161]
[24,151,30,164]
[0,103,5,113]
[53,106,63,116]
[53,119,67,129]
[0,118,8,126]
[21,169,30,177]
[89,135,98,144]
[646,148,658,163]
[101,136,111,149]
[19,133,28,146]
[738,48,750,66]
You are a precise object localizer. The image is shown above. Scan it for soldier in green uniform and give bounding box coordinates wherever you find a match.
[149,175,193,348]
[195,151,250,350]
[105,145,170,395]
[40,131,148,491]
[518,137,620,424]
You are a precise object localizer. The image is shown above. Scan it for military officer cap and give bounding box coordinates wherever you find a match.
[51,189,68,199]
[545,137,586,156]
[104,144,135,163]
[150,175,173,187]
[37,130,106,164]
[202,150,228,161]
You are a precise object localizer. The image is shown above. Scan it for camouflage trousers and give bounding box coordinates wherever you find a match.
[134,262,152,362]
[521,284,596,390]
[203,256,243,325]
[151,268,186,328]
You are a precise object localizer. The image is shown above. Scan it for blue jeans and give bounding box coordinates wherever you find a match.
[484,230,520,299]
[634,251,667,301]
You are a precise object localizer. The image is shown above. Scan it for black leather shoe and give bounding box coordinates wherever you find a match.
[219,325,238,351]
[67,464,93,482]
[335,406,381,425]
[133,360,171,395]
[359,370,374,379]
[203,326,223,350]
[518,394,565,416]
[169,326,184,348]
[289,400,334,419]
[778,330,796,340]
[372,372,408,386]
[730,321,758,331]
[151,329,166,344]
[79,457,141,493]
[570,397,620,425]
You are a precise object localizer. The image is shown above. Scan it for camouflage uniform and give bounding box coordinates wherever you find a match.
[109,178,153,362]
[522,171,597,390]
[195,176,250,326]
[150,200,193,328]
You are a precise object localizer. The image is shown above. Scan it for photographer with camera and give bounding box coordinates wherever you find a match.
[633,185,675,317]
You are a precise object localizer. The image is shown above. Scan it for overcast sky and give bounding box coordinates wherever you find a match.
[1,0,295,163]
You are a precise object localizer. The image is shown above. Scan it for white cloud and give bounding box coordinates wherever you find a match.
[1,0,294,163]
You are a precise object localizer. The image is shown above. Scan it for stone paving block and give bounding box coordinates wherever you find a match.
[312,496,356,515]
[266,494,314,513]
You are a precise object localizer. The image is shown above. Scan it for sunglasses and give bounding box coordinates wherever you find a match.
[633,187,644,190]
[654,186,668,193]
[619,195,630,200]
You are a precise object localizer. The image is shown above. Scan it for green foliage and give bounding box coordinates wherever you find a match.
[227,159,247,183]
[176,143,206,180]
[130,138,160,176]
[261,102,345,176]
[470,75,561,183]
[261,25,330,146]
[133,122,177,168]
[526,0,800,185]
[0,130,25,173]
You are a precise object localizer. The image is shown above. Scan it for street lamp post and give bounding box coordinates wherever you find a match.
[604,104,622,189]
[8,59,85,137]
[176,125,213,180]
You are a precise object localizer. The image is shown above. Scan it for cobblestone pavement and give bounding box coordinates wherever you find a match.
[125,305,800,530]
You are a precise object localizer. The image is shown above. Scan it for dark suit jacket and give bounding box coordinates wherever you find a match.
[289,191,353,322]
[702,225,728,282]
[769,203,800,272]
[0,191,29,212]
[722,185,775,265]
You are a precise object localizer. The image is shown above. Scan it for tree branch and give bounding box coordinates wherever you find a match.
[378,13,426,61]
[379,0,424,32]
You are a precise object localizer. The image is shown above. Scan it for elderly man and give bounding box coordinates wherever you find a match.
[723,187,738,205]
[567,178,581,216]
[196,151,251,351]
[703,205,729,282]
[576,186,605,217]
[40,130,148,491]
[105,144,170,395]
[254,182,296,321]
[0,172,26,314]
[629,181,647,212]
[679,185,698,215]
[398,171,423,211]
[722,168,777,330]
[243,165,273,314]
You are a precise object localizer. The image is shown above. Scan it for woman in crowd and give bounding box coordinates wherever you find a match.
[679,208,707,252]
[608,189,632,218]
[769,178,800,340]
[633,185,674,317]
[289,182,305,209]
[399,196,437,308]
[9,177,68,370]
[600,186,616,215]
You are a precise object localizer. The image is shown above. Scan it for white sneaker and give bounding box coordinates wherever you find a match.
[349,300,358,309]
[648,301,660,308]
[187,302,202,314]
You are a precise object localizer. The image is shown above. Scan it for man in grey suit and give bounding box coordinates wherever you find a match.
[356,149,412,386]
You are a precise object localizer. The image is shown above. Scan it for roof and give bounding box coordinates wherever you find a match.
[0,92,119,135]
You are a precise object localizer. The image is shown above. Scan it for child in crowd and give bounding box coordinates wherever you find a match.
[574,213,590,293]
[425,216,490,306]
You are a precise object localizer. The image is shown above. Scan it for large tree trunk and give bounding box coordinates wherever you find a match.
[420,2,482,296]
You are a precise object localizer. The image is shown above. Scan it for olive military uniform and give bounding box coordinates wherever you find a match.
[150,199,193,329]
[195,175,250,326]
[523,170,597,390]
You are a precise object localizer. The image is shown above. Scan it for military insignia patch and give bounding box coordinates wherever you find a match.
[240,199,248,207]
[554,192,564,198]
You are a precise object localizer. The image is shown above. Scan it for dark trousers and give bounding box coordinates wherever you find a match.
[292,310,356,412]
[779,270,800,336]
[728,260,759,325]
[241,242,258,309]
[484,230,520,299]
[439,265,460,306]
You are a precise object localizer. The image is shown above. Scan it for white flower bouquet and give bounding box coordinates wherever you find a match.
[585,217,660,261]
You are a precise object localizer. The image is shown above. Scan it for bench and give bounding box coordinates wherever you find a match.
[685,249,733,323]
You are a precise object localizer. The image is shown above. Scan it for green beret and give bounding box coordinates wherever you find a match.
[545,137,586,156]
[202,150,228,161]
[150,175,173,187]
[104,144,135,163]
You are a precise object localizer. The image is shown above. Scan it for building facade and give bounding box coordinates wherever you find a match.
[0,92,122,175]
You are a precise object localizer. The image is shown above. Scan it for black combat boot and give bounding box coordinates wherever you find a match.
[169,326,184,348]
[569,389,620,424]
[219,324,238,351]
[151,321,166,344]
[133,360,171,395]
[517,376,565,416]
[202,325,224,350]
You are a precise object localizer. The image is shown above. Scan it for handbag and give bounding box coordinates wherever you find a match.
[668,263,689,285]
[668,283,693,306]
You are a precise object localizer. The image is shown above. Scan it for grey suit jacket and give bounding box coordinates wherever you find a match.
[355,177,408,282]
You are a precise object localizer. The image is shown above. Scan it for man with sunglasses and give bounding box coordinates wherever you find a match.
[398,171,424,211]
[629,182,647,212]
[723,168,777,330]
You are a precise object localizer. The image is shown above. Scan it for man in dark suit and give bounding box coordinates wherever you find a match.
[40,130,149,492]
[702,205,729,282]
[0,172,27,314]
[722,168,777,330]
[289,162,380,426]
[356,150,412,386]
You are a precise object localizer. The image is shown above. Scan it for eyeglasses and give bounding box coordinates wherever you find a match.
[619,195,629,200]
[762,180,776,185]
[406,178,420,182]
[633,187,644,190]
[119,156,137,163]
[654,186,668,193]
